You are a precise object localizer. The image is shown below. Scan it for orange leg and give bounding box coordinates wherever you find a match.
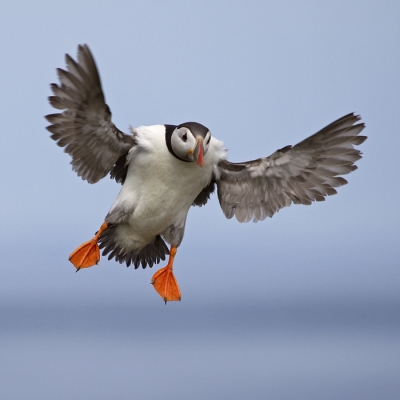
[151,246,181,303]
[69,222,108,271]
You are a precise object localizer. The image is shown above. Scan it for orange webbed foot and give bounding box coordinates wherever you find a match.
[69,222,108,271]
[69,239,100,270]
[151,246,181,303]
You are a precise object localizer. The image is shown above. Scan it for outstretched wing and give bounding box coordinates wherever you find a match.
[45,44,136,184]
[217,113,367,223]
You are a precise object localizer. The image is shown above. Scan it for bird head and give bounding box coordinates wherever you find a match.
[170,122,211,167]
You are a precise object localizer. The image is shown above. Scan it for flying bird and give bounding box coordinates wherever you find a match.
[45,44,367,303]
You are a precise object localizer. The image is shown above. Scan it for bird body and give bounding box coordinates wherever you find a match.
[104,124,226,258]
[46,44,366,302]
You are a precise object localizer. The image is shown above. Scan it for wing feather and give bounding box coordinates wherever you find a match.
[217,113,366,223]
[45,44,136,183]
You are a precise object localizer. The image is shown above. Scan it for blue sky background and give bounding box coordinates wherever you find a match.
[1,1,399,399]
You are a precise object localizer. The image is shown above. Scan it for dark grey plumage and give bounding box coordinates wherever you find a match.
[192,180,216,206]
[110,153,129,184]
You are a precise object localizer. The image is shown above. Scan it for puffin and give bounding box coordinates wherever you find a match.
[45,44,367,303]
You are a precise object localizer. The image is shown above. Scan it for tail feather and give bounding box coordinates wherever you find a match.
[98,224,169,269]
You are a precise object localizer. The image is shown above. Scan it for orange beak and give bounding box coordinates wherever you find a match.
[193,137,204,167]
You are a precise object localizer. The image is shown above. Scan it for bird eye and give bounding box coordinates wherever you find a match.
[182,133,187,142]
[206,136,211,145]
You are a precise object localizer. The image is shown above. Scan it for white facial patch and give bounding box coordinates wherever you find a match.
[171,127,197,161]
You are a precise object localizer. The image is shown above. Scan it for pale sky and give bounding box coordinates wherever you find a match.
[1,1,399,399]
